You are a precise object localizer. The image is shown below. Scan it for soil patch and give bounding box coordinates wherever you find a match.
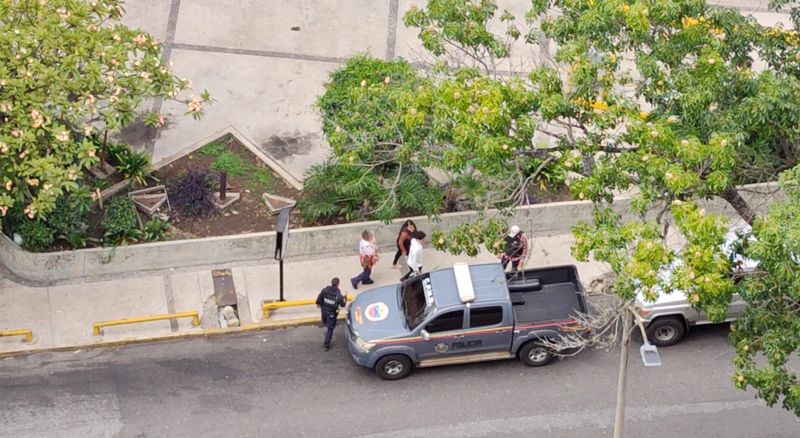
[154,135,304,239]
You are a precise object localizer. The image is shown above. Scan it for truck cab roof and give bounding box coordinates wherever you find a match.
[422,263,509,309]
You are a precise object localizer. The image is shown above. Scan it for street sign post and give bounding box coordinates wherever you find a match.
[274,207,291,301]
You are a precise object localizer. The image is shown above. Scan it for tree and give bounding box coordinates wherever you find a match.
[0,0,210,226]
[316,0,800,415]
[732,165,800,415]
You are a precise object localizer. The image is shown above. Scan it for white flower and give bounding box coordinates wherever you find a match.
[85,94,96,105]
[667,115,679,124]
[84,125,93,135]
[0,141,7,153]
[384,76,391,84]
[134,34,148,45]
[56,7,70,19]
[360,80,367,87]
[56,131,69,142]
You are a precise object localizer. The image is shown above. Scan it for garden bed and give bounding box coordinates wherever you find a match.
[155,135,304,239]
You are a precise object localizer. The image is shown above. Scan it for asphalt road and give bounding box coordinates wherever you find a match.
[1,324,798,438]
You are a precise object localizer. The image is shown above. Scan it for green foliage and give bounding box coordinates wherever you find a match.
[141,216,169,242]
[198,141,227,157]
[0,0,211,226]
[210,151,248,176]
[46,190,93,249]
[102,197,141,245]
[299,161,441,223]
[731,164,800,415]
[109,142,152,186]
[18,219,54,252]
[431,216,509,257]
[317,0,800,416]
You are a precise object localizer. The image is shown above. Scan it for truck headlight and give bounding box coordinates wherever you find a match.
[353,335,375,353]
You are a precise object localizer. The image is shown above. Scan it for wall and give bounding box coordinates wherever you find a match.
[0,183,784,283]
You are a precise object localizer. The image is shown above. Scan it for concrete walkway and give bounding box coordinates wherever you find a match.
[118,0,791,183]
[0,232,607,355]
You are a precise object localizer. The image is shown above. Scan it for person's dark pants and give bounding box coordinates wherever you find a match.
[351,266,372,286]
[392,241,411,265]
[501,257,520,271]
[322,313,337,348]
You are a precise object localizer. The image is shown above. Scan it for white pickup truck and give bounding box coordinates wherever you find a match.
[636,227,756,347]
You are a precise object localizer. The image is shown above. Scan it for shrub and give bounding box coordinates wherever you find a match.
[110,142,153,186]
[18,220,55,252]
[47,193,92,249]
[169,169,216,217]
[142,216,169,242]
[299,160,441,223]
[210,151,248,176]
[102,197,141,244]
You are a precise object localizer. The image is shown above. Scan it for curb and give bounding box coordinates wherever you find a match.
[0,314,339,359]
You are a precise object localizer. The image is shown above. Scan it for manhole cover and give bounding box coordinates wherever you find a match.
[212,269,237,307]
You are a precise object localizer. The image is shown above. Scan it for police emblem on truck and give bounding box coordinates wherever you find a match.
[434,343,448,354]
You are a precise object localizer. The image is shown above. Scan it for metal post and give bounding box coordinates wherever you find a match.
[279,257,285,302]
[613,309,632,438]
[219,171,227,201]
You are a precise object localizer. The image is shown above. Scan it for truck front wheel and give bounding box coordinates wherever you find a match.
[519,342,555,367]
[375,355,413,380]
[646,316,685,347]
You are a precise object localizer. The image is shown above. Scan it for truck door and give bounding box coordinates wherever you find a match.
[416,310,465,361]
[463,305,512,354]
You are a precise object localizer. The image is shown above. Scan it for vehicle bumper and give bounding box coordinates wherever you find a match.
[346,328,372,368]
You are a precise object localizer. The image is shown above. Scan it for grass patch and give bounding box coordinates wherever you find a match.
[198,142,227,157]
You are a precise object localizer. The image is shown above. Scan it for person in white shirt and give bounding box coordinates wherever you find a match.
[400,231,426,281]
[351,229,378,289]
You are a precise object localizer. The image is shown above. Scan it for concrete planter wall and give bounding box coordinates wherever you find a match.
[0,183,783,283]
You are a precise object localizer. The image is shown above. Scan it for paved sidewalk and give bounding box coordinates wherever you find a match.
[0,232,607,355]
[118,1,788,184]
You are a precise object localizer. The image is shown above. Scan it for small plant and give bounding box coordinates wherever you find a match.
[47,192,91,249]
[102,197,141,245]
[169,169,216,217]
[18,220,55,252]
[210,151,248,176]
[198,141,227,157]
[142,216,169,242]
[111,143,153,186]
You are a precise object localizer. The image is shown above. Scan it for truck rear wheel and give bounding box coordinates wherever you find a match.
[375,355,412,380]
[519,342,555,367]
[646,316,685,347]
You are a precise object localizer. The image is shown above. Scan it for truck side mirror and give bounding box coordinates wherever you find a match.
[420,329,430,341]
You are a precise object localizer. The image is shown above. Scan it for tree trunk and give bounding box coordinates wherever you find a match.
[721,186,757,226]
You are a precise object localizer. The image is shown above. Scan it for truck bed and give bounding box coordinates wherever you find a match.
[506,266,586,324]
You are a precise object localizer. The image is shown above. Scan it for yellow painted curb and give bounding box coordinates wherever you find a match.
[0,314,341,359]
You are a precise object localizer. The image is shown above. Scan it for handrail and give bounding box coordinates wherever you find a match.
[0,329,33,343]
[263,295,353,319]
[93,311,200,336]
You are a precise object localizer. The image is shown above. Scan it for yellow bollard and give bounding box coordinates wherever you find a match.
[93,311,201,336]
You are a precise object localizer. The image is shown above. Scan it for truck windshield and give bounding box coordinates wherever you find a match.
[399,275,431,330]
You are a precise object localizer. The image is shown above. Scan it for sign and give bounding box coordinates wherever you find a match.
[274,207,291,260]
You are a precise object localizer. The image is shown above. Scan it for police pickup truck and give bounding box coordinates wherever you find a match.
[346,262,588,380]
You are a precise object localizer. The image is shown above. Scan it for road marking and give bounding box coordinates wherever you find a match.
[356,399,765,437]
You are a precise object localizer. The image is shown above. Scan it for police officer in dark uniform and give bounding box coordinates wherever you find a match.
[316,277,347,351]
